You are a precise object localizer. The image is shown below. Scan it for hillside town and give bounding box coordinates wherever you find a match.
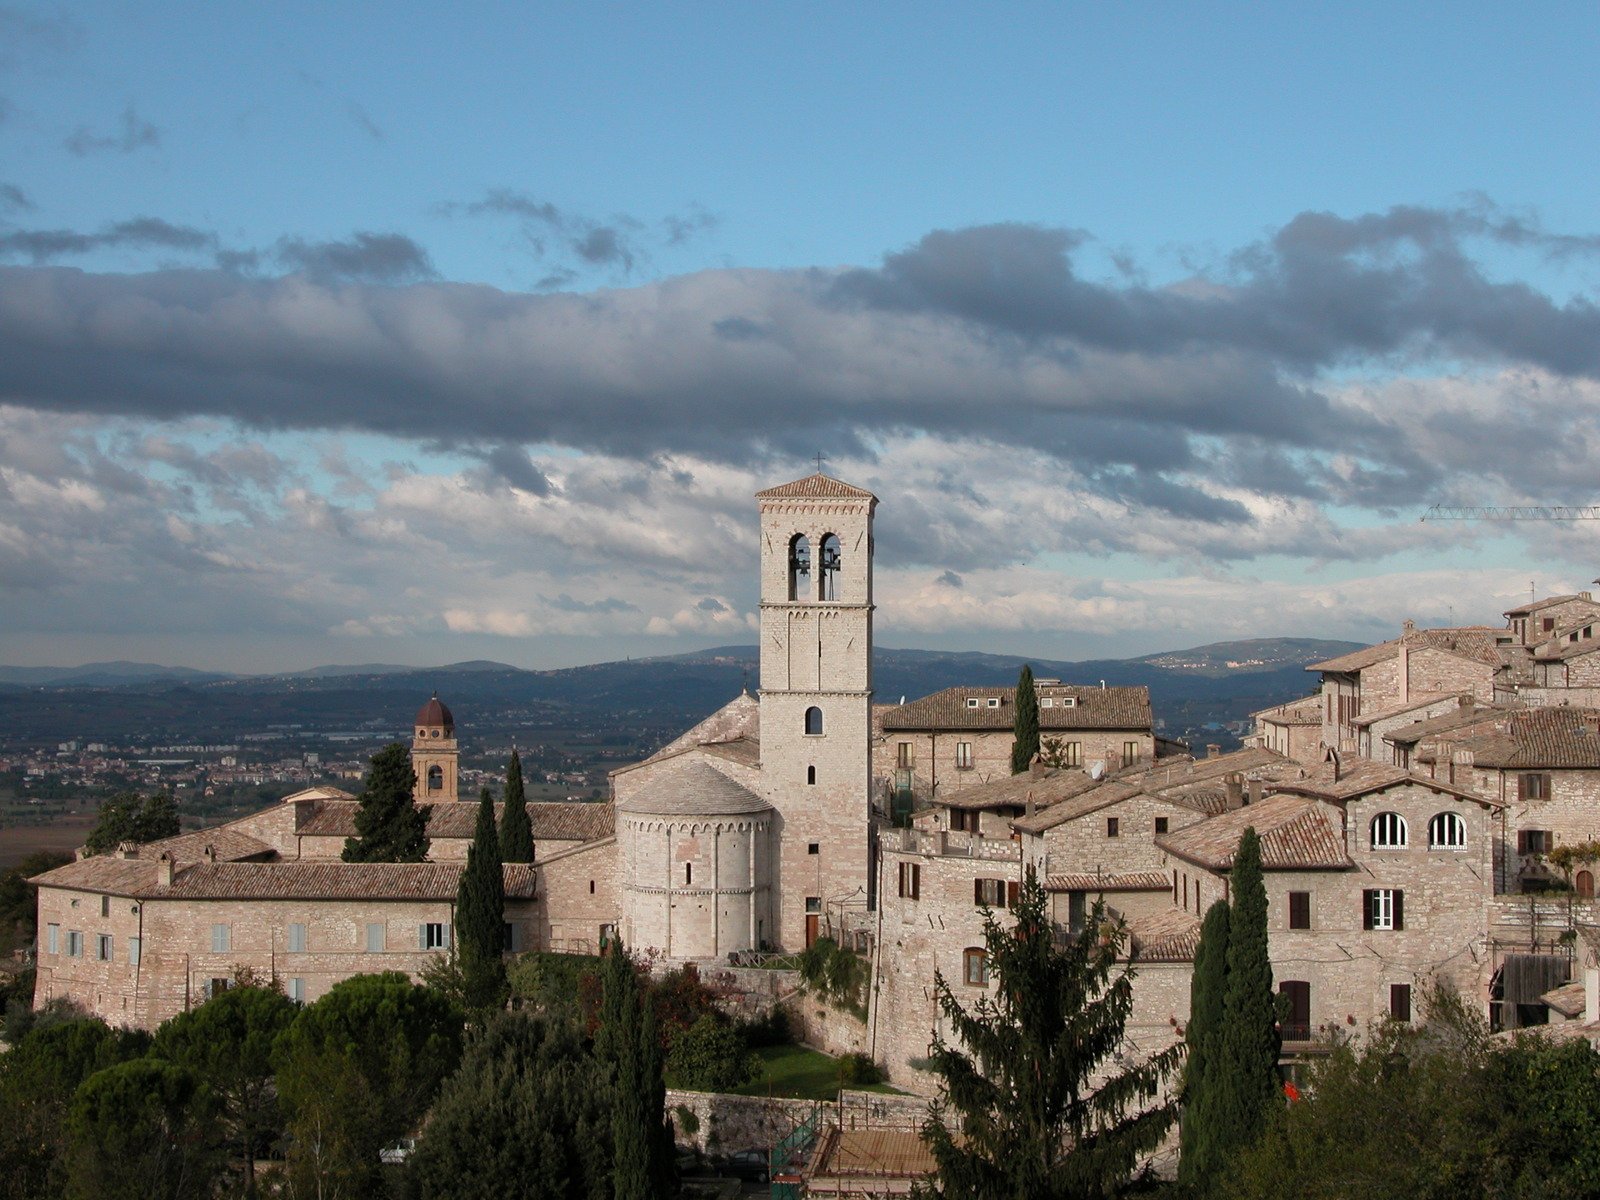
[15,473,1600,1194]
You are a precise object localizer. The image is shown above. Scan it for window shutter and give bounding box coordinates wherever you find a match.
[1393,891,1404,930]
[1517,829,1528,854]
[1007,881,1020,909]
[418,924,427,950]
[911,864,920,900]
[1362,890,1374,930]
[443,923,452,949]
[974,879,983,905]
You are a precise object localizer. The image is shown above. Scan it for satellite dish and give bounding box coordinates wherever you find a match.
[1088,761,1106,780]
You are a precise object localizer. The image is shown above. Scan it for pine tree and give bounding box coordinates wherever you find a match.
[1011,664,1040,775]
[343,743,430,863]
[921,870,1181,1198]
[594,940,674,1200]
[500,749,534,864]
[1213,827,1280,1167]
[1178,899,1231,1191]
[456,787,507,1012]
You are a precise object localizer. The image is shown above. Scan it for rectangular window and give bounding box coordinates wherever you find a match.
[366,923,386,953]
[1288,891,1311,930]
[987,698,1000,708]
[287,923,307,953]
[963,948,989,986]
[96,934,113,961]
[1155,816,1169,834]
[805,896,821,915]
[288,977,305,1003]
[955,741,973,769]
[1280,980,1312,1040]
[1390,983,1413,1022]
[100,895,110,918]
[46,923,59,955]
[1106,817,1119,838]
[974,878,1008,908]
[128,937,140,966]
[1068,890,1087,934]
[897,742,913,768]
[1363,888,1404,931]
[503,922,516,953]
[898,861,921,900]
[211,924,231,953]
[1122,741,1139,767]
[1519,773,1551,802]
[966,698,980,708]
[422,922,450,950]
[1041,698,1054,708]
[67,930,83,957]
[807,842,819,855]
[1518,829,1552,855]
[1063,741,1082,768]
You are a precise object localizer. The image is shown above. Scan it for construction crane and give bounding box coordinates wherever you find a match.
[1421,506,1600,521]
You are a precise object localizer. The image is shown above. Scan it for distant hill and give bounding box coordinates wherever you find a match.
[0,637,1361,748]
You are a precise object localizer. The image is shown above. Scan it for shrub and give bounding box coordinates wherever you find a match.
[838,1053,882,1086]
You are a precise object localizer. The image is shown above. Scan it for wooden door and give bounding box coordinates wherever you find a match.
[805,915,819,947]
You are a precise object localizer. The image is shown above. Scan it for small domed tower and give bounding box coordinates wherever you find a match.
[412,694,459,801]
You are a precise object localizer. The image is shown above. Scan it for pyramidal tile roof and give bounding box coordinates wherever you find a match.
[755,473,876,501]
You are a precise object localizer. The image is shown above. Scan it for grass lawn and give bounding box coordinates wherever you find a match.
[731,1043,903,1100]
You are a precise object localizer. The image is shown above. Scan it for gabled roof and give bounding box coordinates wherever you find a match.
[1045,870,1170,893]
[1252,695,1322,726]
[1308,627,1504,674]
[615,692,760,776]
[32,858,538,901]
[134,828,273,863]
[1533,633,1600,663]
[1268,760,1499,808]
[1349,692,1464,728]
[281,785,358,803]
[1506,594,1595,617]
[615,759,771,817]
[1010,781,1146,834]
[1382,704,1501,746]
[296,799,614,843]
[755,473,876,501]
[1127,909,1202,963]
[880,684,1152,732]
[1156,793,1352,871]
[1416,706,1600,770]
[938,767,1103,812]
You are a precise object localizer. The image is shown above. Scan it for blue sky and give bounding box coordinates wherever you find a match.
[3,3,1599,671]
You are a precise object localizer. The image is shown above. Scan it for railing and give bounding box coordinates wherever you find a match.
[879,826,1021,862]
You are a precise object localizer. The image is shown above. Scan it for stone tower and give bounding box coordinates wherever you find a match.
[754,473,876,950]
[412,694,459,801]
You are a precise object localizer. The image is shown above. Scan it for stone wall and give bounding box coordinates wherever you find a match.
[666,1088,926,1155]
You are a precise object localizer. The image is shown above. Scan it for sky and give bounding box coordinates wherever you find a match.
[3,3,1600,673]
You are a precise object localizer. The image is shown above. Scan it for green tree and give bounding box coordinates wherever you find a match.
[594,940,674,1200]
[500,748,534,863]
[343,743,430,862]
[64,1059,221,1200]
[457,786,508,1013]
[919,870,1180,1198]
[665,1013,758,1091]
[151,982,298,1190]
[0,849,70,956]
[83,793,141,855]
[275,972,463,1195]
[410,1011,614,1200]
[135,792,181,842]
[1010,664,1040,775]
[1213,828,1279,1169]
[1178,900,1231,1192]
[0,1016,151,1200]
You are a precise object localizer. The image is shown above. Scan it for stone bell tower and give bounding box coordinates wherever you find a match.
[754,473,876,950]
[411,693,459,801]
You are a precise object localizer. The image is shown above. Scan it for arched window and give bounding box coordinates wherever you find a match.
[819,533,842,601]
[805,706,823,735]
[1427,811,1466,850]
[788,534,811,601]
[426,765,443,791]
[963,947,989,986]
[807,765,816,785]
[1370,812,1408,849]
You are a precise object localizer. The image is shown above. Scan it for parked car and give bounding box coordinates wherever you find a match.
[723,1148,769,1183]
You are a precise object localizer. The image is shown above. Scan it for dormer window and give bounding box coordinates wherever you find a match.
[1041,698,1054,708]
[987,698,1000,709]
[1061,697,1077,708]
[967,698,980,708]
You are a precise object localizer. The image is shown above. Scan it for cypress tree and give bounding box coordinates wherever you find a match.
[500,749,534,864]
[595,939,674,1200]
[456,787,507,1012]
[1178,899,1232,1191]
[1214,827,1280,1165]
[1010,664,1040,775]
[343,743,430,862]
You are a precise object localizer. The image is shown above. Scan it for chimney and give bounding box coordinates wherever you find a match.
[1025,792,1036,820]
[1029,755,1047,779]
[116,841,139,860]
[1587,967,1599,1024]
[156,852,173,888]
[1225,774,1244,811]
[203,844,217,864]
[1247,777,1263,806]
[1206,743,1222,759]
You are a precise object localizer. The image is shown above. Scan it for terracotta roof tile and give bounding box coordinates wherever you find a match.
[1155,793,1353,871]
[1506,594,1591,616]
[616,759,771,816]
[939,767,1103,812]
[1010,781,1144,834]
[755,473,877,501]
[1309,627,1504,674]
[297,799,613,843]
[1045,871,1170,893]
[880,685,1152,732]
[134,828,274,862]
[32,858,538,901]
[1421,707,1600,770]
[626,692,760,772]
[1127,909,1203,963]
[1252,695,1322,726]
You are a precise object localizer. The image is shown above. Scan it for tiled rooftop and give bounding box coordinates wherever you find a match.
[1127,909,1202,963]
[32,858,539,901]
[754,473,877,501]
[879,685,1152,732]
[297,798,614,843]
[1155,793,1352,871]
[1417,706,1600,770]
[1309,627,1504,674]
[1045,870,1170,893]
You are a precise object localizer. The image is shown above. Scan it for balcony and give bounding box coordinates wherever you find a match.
[879,826,1021,863]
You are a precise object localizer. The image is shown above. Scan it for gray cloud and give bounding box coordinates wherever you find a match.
[2,203,1599,547]
[0,182,30,211]
[273,232,436,283]
[64,104,160,156]
[0,217,213,262]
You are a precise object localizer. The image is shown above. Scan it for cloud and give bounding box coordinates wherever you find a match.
[0,182,31,212]
[0,217,214,263]
[64,104,160,156]
[273,232,436,283]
